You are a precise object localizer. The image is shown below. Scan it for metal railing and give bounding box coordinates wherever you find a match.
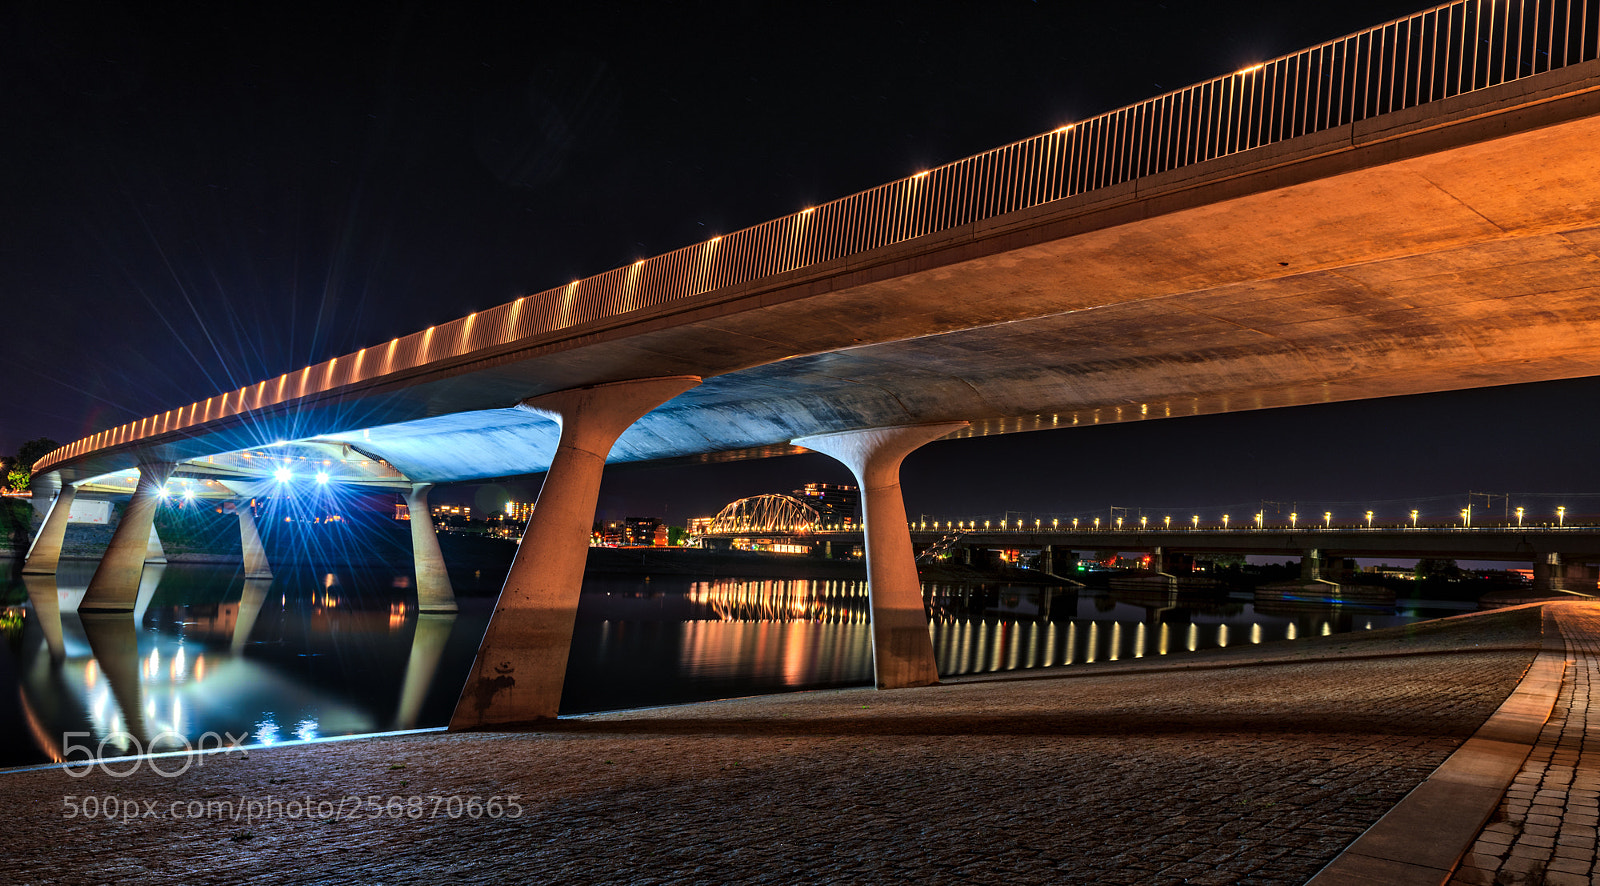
[38,0,1600,475]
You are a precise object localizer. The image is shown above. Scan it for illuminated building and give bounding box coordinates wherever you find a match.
[504,500,535,522]
[793,483,859,524]
[603,517,663,546]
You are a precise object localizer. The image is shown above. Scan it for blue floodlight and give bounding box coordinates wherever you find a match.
[315,471,329,485]
[274,468,292,483]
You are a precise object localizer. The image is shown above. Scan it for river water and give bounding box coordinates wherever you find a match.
[0,560,1464,769]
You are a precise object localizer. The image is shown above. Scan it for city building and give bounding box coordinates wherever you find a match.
[602,517,663,546]
[793,482,859,525]
[504,500,535,522]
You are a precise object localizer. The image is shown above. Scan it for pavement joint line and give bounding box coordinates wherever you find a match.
[1306,605,1570,886]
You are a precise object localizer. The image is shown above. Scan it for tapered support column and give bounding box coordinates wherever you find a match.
[237,503,273,579]
[23,474,75,575]
[405,483,456,613]
[145,525,167,564]
[82,461,174,612]
[450,375,700,730]
[793,422,966,690]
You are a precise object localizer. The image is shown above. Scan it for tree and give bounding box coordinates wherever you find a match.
[4,437,60,492]
[1414,558,1461,582]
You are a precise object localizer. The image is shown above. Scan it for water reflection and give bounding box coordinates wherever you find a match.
[1,565,479,768]
[2,566,1463,768]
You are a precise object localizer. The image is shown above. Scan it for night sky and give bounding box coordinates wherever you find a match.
[5,0,1595,526]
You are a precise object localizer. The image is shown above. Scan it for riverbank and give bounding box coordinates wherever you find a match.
[0,604,1562,884]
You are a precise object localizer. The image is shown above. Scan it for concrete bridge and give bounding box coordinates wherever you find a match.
[23,0,1600,727]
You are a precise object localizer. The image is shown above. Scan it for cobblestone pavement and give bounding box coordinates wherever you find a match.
[0,607,1547,885]
[1450,603,1600,886]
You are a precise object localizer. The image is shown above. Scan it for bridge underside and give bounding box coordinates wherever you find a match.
[318,95,1600,483]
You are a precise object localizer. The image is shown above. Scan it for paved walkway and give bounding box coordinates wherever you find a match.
[1449,603,1600,886]
[0,603,1587,884]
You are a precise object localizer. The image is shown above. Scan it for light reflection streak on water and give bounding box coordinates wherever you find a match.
[1109,623,1120,661]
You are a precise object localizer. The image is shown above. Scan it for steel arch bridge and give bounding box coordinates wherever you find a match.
[707,494,821,535]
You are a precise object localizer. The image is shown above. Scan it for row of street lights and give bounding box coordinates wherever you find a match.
[911,506,1572,532]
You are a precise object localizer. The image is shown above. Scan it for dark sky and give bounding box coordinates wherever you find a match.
[6,0,1594,526]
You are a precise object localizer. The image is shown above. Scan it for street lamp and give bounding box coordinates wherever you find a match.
[1052,518,1059,529]
[1324,511,1332,529]
[1254,512,1263,530]
[1116,516,1124,530]
[1164,515,1171,529]
[1094,517,1101,530]
[985,520,991,530]
[1410,509,1419,528]
[1516,507,1524,527]
[1192,515,1199,530]
[1558,506,1566,527]
[1460,507,1471,528]
[1072,518,1079,530]
[1290,512,1298,529]
[1222,514,1230,529]
[1364,510,1373,529]
[1140,515,1148,530]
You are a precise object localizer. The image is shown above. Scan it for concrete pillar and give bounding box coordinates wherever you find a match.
[81,461,174,613]
[1152,546,1166,574]
[237,502,273,579]
[1300,548,1326,582]
[792,422,966,690]
[145,525,167,564]
[23,474,75,575]
[131,563,165,623]
[450,375,700,729]
[405,483,456,613]
[1532,553,1597,593]
[1041,544,1054,575]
